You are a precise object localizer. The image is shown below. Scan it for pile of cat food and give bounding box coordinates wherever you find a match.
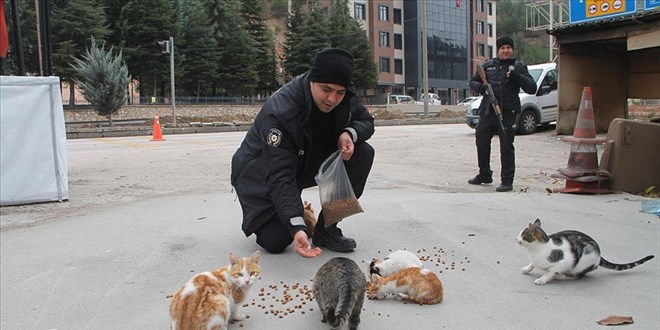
[242,281,315,320]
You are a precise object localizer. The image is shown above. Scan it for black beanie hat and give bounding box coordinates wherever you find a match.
[496,36,514,50]
[308,48,354,89]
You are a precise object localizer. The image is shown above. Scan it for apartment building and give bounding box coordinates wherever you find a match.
[314,0,497,105]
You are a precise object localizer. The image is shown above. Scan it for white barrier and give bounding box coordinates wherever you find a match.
[1,76,69,205]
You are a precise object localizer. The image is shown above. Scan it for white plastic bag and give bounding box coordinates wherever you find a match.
[314,150,364,227]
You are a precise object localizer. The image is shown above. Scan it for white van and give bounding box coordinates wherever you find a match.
[417,93,442,105]
[466,62,558,134]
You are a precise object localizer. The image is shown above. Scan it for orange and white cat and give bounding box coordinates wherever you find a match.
[169,251,261,330]
[367,267,443,305]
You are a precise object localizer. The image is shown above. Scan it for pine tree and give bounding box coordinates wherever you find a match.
[241,0,278,97]
[328,0,377,91]
[284,0,329,80]
[206,0,258,96]
[178,0,218,99]
[120,0,175,101]
[71,38,130,125]
[51,0,111,105]
[282,0,305,80]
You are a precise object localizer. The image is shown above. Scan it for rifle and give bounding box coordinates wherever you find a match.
[477,64,506,134]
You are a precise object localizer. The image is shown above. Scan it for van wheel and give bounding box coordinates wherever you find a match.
[517,110,538,135]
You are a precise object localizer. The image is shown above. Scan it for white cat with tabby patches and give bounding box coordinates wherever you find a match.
[517,219,654,285]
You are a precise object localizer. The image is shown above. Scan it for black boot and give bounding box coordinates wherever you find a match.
[313,214,356,252]
[468,170,493,185]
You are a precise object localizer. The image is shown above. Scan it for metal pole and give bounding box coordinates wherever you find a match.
[10,0,25,75]
[421,1,429,117]
[549,0,553,62]
[169,36,176,126]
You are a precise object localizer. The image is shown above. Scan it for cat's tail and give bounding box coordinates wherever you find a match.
[329,285,358,328]
[600,255,655,271]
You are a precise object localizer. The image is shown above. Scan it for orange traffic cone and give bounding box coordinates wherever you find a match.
[150,114,165,141]
[551,86,610,194]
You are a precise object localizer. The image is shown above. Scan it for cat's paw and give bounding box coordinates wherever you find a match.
[396,293,408,300]
[534,277,547,285]
[521,264,534,274]
[231,312,245,321]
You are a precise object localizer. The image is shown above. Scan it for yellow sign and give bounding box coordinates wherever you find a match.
[586,0,626,18]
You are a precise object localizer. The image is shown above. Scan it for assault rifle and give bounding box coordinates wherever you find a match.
[477,64,506,134]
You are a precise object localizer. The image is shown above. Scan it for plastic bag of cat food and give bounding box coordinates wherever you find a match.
[314,150,364,227]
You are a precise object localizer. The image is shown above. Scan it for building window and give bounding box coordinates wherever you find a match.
[488,24,493,37]
[477,0,484,12]
[394,33,402,49]
[487,2,493,15]
[393,8,402,24]
[477,21,484,35]
[488,45,493,58]
[379,5,389,21]
[354,3,365,20]
[380,57,390,73]
[394,59,403,75]
[477,43,485,57]
[379,31,390,48]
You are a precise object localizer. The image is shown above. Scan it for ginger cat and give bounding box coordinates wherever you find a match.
[169,251,261,329]
[367,267,443,305]
[303,200,317,237]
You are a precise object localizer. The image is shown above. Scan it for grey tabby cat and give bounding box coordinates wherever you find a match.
[313,257,366,330]
[517,219,655,285]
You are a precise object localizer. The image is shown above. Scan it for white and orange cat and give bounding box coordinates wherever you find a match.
[169,251,261,329]
[368,250,422,277]
[367,267,444,305]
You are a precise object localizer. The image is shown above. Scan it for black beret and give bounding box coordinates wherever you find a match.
[308,48,354,89]
[496,36,514,50]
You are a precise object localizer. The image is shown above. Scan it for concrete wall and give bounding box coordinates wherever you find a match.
[556,43,627,135]
[64,105,263,123]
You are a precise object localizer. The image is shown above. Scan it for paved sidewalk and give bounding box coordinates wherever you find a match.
[1,190,658,329]
[1,125,658,329]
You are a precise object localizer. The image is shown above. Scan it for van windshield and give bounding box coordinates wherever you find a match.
[521,68,543,93]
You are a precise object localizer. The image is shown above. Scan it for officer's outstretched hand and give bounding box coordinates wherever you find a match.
[293,230,322,258]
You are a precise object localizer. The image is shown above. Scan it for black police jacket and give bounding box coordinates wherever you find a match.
[469,57,537,114]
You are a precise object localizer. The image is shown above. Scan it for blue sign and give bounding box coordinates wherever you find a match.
[569,0,637,24]
[645,0,660,10]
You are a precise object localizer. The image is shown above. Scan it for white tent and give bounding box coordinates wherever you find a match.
[1,76,69,205]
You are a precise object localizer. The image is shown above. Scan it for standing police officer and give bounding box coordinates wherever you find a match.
[468,36,537,192]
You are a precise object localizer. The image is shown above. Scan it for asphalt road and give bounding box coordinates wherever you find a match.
[1,124,658,329]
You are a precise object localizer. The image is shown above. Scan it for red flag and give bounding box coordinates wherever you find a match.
[0,0,9,58]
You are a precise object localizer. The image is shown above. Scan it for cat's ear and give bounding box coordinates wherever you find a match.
[533,218,541,227]
[229,252,240,265]
[250,250,261,264]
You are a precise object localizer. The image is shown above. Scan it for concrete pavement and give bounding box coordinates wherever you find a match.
[1,125,659,329]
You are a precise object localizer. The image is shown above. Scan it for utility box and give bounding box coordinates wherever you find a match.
[600,119,660,194]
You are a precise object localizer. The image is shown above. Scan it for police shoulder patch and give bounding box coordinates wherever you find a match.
[267,128,282,147]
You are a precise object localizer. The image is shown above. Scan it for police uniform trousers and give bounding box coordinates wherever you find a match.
[475,110,516,184]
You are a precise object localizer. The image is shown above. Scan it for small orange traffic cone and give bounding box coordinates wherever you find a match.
[150,114,165,141]
[551,86,610,194]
